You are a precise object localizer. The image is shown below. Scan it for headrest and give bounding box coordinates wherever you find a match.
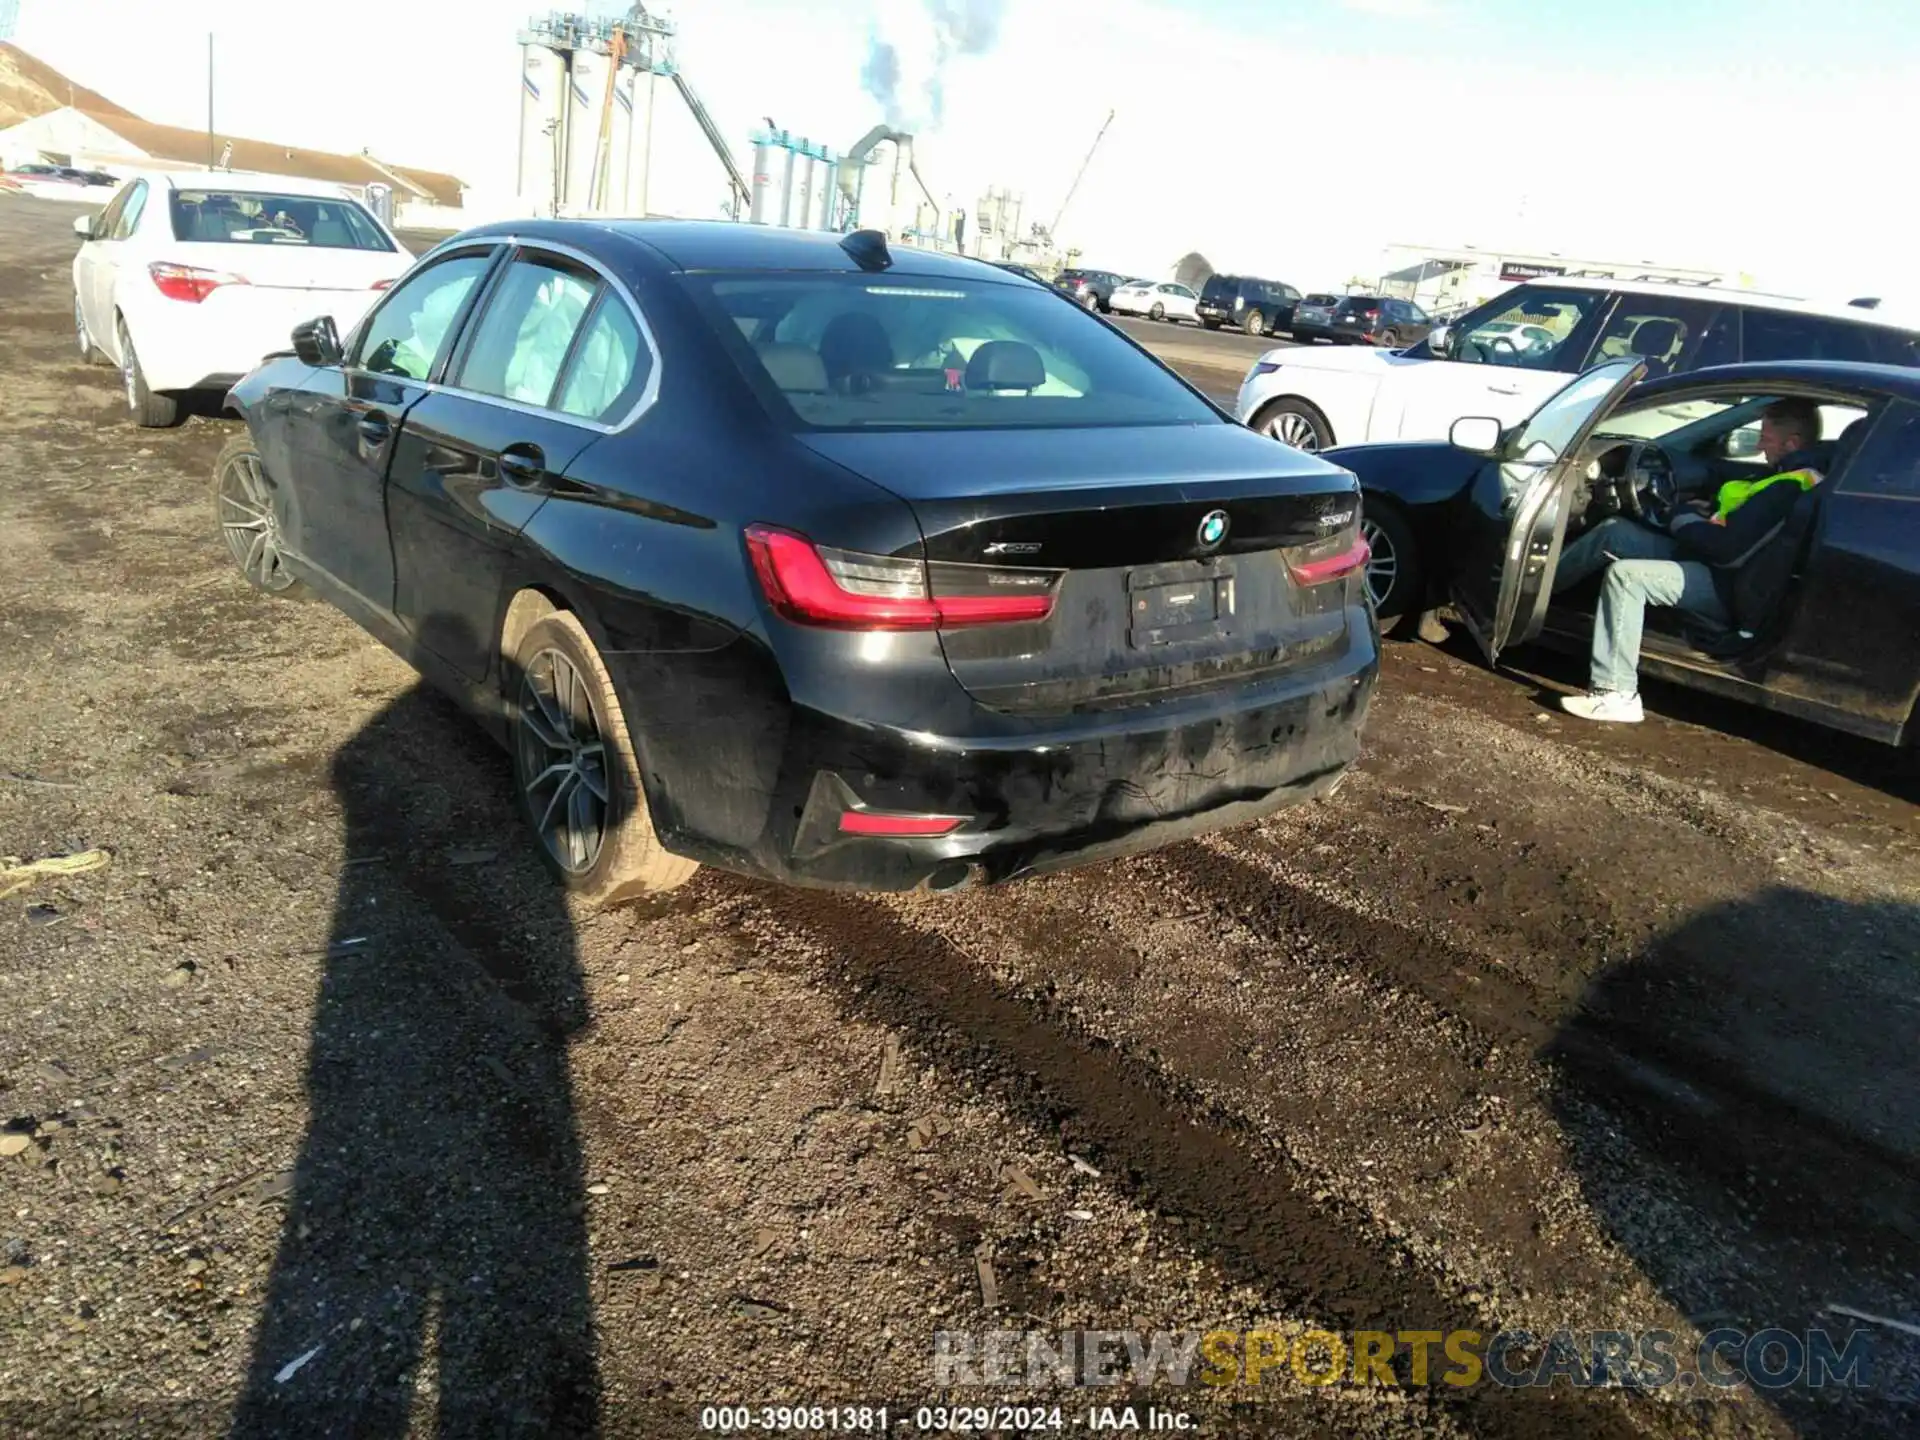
[757,342,828,393]
[818,312,893,382]
[965,340,1045,392]
[1630,319,1682,359]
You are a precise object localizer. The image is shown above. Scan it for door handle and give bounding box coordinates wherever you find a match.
[1487,384,1522,396]
[498,444,548,489]
[357,412,393,445]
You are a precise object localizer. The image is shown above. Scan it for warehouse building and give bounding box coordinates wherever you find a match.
[0,42,464,214]
[1376,242,1737,315]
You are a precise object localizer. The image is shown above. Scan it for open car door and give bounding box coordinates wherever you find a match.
[1449,357,1646,666]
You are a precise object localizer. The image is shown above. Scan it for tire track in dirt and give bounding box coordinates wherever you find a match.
[717,876,1658,1440]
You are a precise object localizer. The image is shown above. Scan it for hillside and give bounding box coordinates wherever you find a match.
[0,42,137,128]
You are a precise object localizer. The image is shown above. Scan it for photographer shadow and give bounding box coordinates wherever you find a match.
[229,631,600,1438]
[1546,885,1920,1437]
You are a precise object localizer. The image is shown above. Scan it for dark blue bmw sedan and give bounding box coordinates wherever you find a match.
[216,219,1377,899]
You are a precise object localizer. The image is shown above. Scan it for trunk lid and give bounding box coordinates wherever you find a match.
[169,241,407,293]
[796,423,1364,714]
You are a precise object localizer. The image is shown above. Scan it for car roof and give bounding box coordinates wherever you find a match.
[1638,359,1920,403]
[1523,275,1915,331]
[130,169,361,200]
[442,218,1022,280]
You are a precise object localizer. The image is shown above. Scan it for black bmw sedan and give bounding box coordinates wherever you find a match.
[215,220,1378,899]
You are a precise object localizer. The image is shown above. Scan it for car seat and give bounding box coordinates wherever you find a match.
[1694,413,1872,657]
[964,340,1045,394]
[1627,319,1684,378]
[756,342,828,394]
[818,313,893,392]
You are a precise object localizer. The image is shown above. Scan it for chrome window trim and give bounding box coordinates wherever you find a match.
[358,232,662,436]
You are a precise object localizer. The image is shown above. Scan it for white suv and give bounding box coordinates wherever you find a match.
[1234,276,1920,451]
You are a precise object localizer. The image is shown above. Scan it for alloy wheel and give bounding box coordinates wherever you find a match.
[121,336,137,410]
[217,449,297,592]
[74,296,90,358]
[1360,517,1396,610]
[1266,410,1321,451]
[517,649,611,875]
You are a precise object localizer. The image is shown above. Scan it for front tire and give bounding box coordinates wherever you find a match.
[1360,499,1423,637]
[1149,302,1166,321]
[1253,397,1332,452]
[510,610,698,905]
[1242,309,1265,337]
[118,319,181,428]
[213,434,306,599]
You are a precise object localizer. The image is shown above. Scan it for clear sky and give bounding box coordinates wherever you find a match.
[16,0,1920,304]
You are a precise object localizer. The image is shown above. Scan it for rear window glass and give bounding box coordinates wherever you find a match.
[1338,296,1384,310]
[684,272,1220,433]
[168,190,395,251]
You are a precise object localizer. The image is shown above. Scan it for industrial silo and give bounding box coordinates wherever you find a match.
[625,67,657,216]
[604,66,637,212]
[563,47,604,211]
[813,153,838,230]
[791,144,816,235]
[749,130,784,224]
[517,44,568,215]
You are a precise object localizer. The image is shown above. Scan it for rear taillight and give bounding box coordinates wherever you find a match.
[1251,361,1282,378]
[745,524,1060,630]
[1361,307,1379,318]
[1283,514,1371,587]
[149,262,248,303]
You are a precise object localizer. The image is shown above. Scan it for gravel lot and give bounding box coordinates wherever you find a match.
[2,196,1917,1439]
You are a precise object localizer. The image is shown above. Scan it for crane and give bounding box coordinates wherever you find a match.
[1047,108,1114,245]
[588,22,628,211]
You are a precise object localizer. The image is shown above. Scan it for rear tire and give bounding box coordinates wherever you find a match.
[1360,499,1423,638]
[1378,328,1400,348]
[1242,309,1265,337]
[1202,318,1221,331]
[510,610,698,906]
[118,319,181,428]
[1082,291,1100,312]
[1253,397,1332,452]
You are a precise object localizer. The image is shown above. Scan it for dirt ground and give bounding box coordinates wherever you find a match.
[1,195,1917,1439]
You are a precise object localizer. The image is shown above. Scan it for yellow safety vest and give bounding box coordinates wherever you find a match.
[1713,468,1820,523]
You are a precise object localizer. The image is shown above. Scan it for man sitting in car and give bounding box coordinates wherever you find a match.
[1551,397,1826,724]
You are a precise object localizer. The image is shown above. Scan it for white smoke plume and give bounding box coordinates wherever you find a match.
[862,0,1007,131]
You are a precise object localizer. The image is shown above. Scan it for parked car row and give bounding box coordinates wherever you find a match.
[57,166,1920,906]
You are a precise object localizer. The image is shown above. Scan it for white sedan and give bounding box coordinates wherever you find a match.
[1108,280,1200,324]
[71,170,413,427]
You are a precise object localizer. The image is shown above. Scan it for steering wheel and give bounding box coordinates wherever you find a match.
[1622,441,1676,527]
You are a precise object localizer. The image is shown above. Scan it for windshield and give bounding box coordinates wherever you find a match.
[168,190,395,250]
[1450,285,1608,370]
[1512,358,1642,462]
[684,272,1221,432]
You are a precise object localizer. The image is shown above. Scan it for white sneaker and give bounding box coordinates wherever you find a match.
[1560,691,1644,723]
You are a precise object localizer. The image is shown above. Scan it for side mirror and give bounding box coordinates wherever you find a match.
[291,315,343,368]
[1725,426,1761,459]
[1449,416,1503,454]
[73,213,98,241]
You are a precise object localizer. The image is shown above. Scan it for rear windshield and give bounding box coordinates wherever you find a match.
[1201,275,1240,298]
[1302,294,1339,306]
[683,271,1221,432]
[168,190,394,250]
[1338,296,1384,310]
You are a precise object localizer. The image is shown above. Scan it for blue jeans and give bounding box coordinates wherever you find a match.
[1552,519,1729,695]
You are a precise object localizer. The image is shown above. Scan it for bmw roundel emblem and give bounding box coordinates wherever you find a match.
[1197,509,1229,548]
